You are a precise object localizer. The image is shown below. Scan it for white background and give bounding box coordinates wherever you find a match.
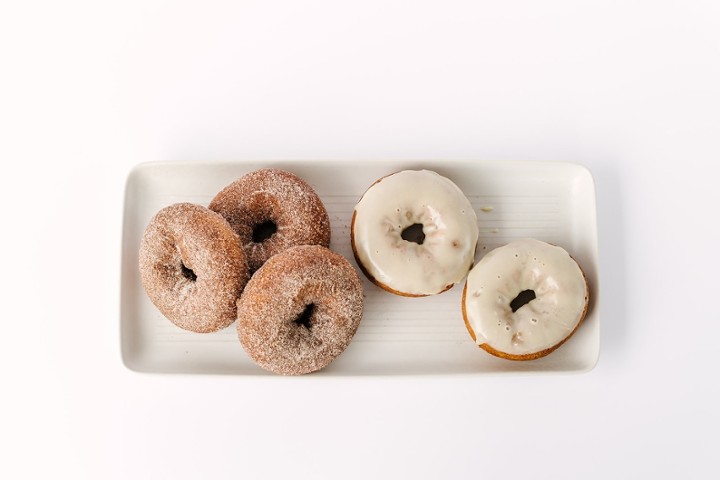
[1,1,719,478]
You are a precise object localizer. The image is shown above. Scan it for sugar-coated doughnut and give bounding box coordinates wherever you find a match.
[462,238,589,360]
[351,170,479,296]
[209,168,330,272]
[237,245,364,375]
[139,203,249,333]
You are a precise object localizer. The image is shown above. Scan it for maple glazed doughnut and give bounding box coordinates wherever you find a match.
[237,245,364,375]
[209,168,331,272]
[139,203,249,333]
[462,238,589,360]
[351,170,479,296]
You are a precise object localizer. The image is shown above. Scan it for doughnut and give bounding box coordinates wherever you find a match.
[462,238,589,360]
[237,245,364,375]
[139,203,249,333]
[208,168,331,272]
[351,169,479,296]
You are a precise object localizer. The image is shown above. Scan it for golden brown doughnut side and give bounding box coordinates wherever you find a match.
[461,257,590,361]
[461,283,477,343]
[237,245,364,375]
[139,203,249,333]
[209,168,330,272]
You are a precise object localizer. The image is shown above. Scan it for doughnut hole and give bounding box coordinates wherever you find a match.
[180,262,197,282]
[294,303,316,330]
[401,223,425,244]
[510,289,536,313]
[252,220,277,243]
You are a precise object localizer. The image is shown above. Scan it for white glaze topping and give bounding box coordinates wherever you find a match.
[464,238,587,356]
[352,170,479,296]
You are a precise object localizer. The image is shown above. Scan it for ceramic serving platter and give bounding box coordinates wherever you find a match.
[120,160,599,375]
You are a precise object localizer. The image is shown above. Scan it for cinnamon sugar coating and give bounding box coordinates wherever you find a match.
[139,203,249,333]
[209,169,331,272]
[237,245,364,375]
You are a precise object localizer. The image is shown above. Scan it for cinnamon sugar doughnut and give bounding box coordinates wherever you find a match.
[139,203,249,333]
[209,169,331,272]
[237,245,364,375]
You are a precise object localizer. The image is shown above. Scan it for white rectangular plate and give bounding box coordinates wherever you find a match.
[121,161,599,375]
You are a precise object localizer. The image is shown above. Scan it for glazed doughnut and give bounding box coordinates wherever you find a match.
[139,203,249,333]
[237,245,364,375]
[351,170,479,296]
[462,238,589,360]
[209,168,331,272]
